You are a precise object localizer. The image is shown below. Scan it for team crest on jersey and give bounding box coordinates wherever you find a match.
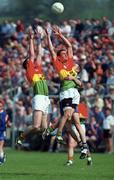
[33,74,45,82]
[59,67,77,80]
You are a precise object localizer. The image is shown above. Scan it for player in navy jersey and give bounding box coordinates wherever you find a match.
[0,99,11,165]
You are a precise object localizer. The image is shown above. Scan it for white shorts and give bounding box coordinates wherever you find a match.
[32,95,50,114]
[59,88,80,105]
[72,124,86,138]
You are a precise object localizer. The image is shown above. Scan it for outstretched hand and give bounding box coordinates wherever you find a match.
[52,25,62,37]
[34,27,41,39]
[28,26,34,39]
[44,28,50,36]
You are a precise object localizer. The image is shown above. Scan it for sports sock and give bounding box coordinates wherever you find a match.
[68,156,73,161]
[78,141,83,150]
[82,142,88,149]
[0,151,4,158]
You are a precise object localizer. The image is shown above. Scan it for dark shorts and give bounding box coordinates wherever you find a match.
[60,98,78,116]
[0,131,6,141]
[103,129,112,138]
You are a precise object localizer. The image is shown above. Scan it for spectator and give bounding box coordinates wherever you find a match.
[94,95,104,111]
[103,108,114,154]
[93,106,105,126]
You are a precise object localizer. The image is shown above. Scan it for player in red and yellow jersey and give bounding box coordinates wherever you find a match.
[45,26,88,159]
[17,27,50,145]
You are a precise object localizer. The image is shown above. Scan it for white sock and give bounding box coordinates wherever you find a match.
[0,151,4,158]
[87,157,92,161]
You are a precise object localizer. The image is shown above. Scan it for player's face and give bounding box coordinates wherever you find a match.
[59,50,67,62]
[34,63,39,72]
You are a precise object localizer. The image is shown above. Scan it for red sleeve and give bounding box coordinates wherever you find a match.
[67,57,75,68]
[78,103,89,119]
[26,60,35,82]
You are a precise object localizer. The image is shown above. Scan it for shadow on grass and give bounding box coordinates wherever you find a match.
[0,172,47,176]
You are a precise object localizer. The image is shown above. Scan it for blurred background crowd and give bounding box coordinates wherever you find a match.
[0,16,114,153]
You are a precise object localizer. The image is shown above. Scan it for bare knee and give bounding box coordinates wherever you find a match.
[64,110,72,120]
[68,140,76,148]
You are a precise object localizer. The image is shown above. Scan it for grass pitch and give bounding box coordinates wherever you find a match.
[0,149,114,180]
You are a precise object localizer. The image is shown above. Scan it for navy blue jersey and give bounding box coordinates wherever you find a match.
[0,111,7,131]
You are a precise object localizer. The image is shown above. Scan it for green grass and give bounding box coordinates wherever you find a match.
[0,149,114,180]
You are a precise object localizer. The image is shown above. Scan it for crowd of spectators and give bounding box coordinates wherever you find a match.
[0,16,114,153]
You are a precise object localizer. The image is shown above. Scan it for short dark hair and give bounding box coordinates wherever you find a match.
[105,107,111,112]
[57,49,66,56]
[23,57,29,69]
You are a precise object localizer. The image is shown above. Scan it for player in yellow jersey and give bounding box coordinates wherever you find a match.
[17,27,50,145]
[45,26,88,159]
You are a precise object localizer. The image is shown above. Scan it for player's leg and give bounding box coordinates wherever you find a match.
[87,150,93,165]
[74,122,92,163]
[41,114,48,130]
[72,100,88,159]
[43,98,73,142]
[69,123,92,165]
[56,98,74,143]
[41,97,54,139]
[72,90,88,157]
[0,140,6,165]
[48,135,56,152]
[56,108,73,143]
[17,95,46,145]
[33,110,43,129]
[65,123,92,166]
[74,123,92,165]
[41,100,61,139]
[41,113,48,139]
[66,134,76,166]
[17,110,43,145]
[73,113,88,147]
[65,120,79,142]
[80,124,92,165]
[42,119,60,141]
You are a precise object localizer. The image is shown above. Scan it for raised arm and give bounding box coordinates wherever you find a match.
[45,28,57,61]
[53,26,73,59]
[28,27,35,62]
[36,41,42,65]
[35,28,42,65]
